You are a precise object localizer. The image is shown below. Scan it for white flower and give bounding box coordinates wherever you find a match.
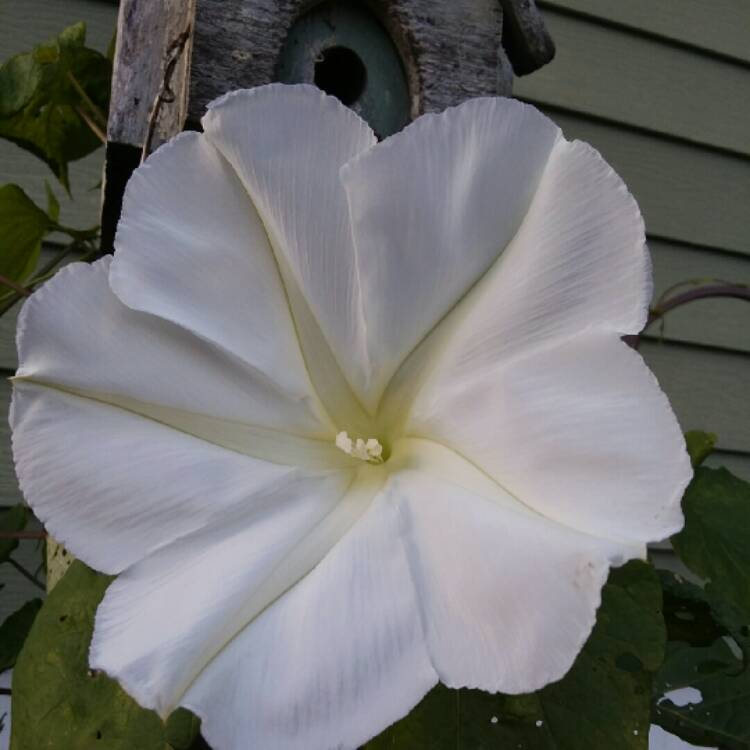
[10,85,691,750]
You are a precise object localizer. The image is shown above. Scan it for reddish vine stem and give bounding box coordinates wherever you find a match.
[0,531,47,540]
[624,282,750,349]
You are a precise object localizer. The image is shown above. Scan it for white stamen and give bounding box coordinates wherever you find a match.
[335,431,384,463]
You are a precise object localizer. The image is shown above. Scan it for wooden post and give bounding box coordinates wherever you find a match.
[100,0,197,254]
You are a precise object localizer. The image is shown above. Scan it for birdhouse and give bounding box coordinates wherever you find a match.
[102,0,554,247]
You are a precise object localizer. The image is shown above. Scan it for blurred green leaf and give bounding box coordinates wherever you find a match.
[0,184,52,285]
[684,431,718,468]
[0,22,111,189]
[658,569,724,647]
[672,467,750,650]
[652,466,750,749]
[165,709,202,750]
[43,180,60,223]
[0,599,42,672]
[653,639,750,750]
[0,505,28,563]
[364,560,664,750]
[10,561,196,750]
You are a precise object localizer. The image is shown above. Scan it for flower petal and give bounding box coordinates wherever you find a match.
[15,258,329,438]
[407,333,691,545]
[393,137,651,403]
[11,259,349,574]
[91,476,437,750]
[11,382,309,574]
[90,467,359,713]
[390,439,638,693]
[110,131,312,399]
[340,97,560,408]
[202,85,377,407]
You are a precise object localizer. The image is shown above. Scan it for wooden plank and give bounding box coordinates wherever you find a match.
[648,241,750,354]
[515,10,750,155]
[540,0,750,64]
[0,0,118,232]
[108,0,196,150]
[640,341,750,454]
[544,110,750,257]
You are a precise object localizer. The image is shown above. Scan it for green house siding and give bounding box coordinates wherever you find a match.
[516,1,750,479]
[0,0,748,620]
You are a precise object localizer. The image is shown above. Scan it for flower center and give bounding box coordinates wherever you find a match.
[335,431,384,464]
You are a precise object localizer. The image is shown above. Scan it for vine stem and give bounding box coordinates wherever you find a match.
[0,274,31,297]
[625,282,750,348]
[0,531,47,540]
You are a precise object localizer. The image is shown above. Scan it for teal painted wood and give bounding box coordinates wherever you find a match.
[0,0,116,233]
[277,1,410,138]
[540,0,750,64]
[515,9,750,155]
[544,109,750,257]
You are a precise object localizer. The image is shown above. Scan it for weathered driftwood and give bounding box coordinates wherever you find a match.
[100,0,197,254]
[108,0,197,149]
[190,0,554,120]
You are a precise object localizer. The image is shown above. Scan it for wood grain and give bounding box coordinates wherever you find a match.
[189,0,512,121]
[108,0,196,149]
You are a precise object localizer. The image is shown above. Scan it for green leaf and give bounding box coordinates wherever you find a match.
[0,598,42,672]
[672,467,750,644]
[364,560,664,750]
[0,184,52,285]
[10,561,189,750]
[684,430,718,468]
[0,504,28,563]
[658,570,725,647]
[0,22,111,188]
[653,639,750,750]
[43,180,60,222]
[164,709,202,750]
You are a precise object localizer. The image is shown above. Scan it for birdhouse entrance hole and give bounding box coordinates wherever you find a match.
[277,1,411,138]
[314,45,367,106]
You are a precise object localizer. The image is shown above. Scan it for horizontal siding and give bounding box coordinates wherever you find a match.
[0,531,44,621]
[515,9,750,155]
[648,241,750,354]
[540,0,750,64]
[706,451,750,482]
[640,341,750,454]
[529,3,750,478]
[0,382,21,506]
[0,0,116,231]
[544,109,750,257]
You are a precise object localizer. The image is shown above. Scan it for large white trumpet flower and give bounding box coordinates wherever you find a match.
[10,84,691,750]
